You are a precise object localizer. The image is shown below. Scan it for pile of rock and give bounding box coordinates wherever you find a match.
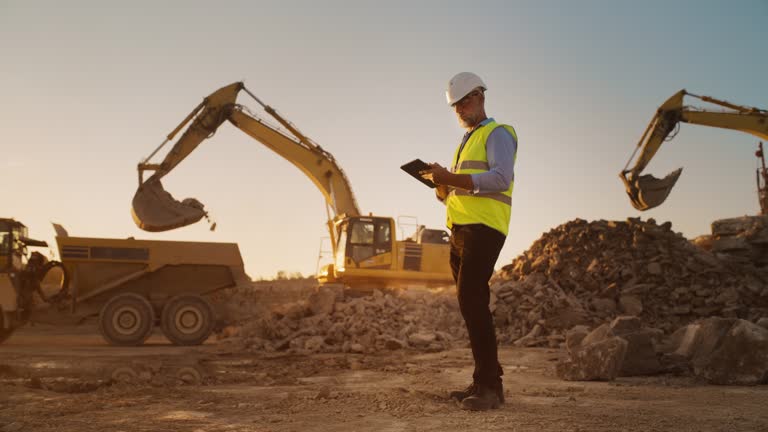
[218,217,768,356]
[219,287,466,354]
[711,215,768,267]
[660,316,768,385]
[490,218,768,347]
[558,315,768,385]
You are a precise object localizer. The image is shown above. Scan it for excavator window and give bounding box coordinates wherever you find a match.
[0,233,9,256]
[349,220,376,264]
[374,221,392,255]
[0,221,11,256]
[350,221,375,245]
[346,218,393,264]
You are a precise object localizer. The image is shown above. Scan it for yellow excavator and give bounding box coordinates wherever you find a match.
[131,82,452,289]
[620,89,768,211]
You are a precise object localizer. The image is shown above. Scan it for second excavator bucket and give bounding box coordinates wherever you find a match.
[621,168,683,211]
[131,179,207,232]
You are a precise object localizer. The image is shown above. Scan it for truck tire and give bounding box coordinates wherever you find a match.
[161,295,215,346]
[98,293,155,346]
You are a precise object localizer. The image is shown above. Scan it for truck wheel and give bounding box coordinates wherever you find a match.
[98,293,155,346]
[161,295,214,346]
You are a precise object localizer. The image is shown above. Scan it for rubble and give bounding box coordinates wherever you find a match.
[217,217,768,373]
[492,218,768,346]
[556,336,628,381]
[222,287,466,354]
[660,317,768,385]
[559,316,662,380]
[711,215,768,268]
[560,316,768,384]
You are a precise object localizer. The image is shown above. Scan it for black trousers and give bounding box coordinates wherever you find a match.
[450,223,506,388]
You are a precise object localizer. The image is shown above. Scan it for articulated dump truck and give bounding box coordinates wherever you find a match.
[0,218,250,346]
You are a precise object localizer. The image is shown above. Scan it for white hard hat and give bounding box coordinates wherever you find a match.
[446,72,487,105]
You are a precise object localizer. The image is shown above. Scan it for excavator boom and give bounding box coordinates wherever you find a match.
[227,109,360,218]
[132,82,361,233]
[620,90,768,210]
[131,82,453,290]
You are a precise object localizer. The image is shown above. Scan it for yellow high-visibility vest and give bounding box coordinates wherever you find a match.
[446,120,517,236]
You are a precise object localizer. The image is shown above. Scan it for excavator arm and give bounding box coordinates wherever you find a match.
[620,90,768,210]
[132,82,361,236]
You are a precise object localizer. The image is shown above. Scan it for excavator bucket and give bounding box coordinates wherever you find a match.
[622,168,683,211]
[131,179,207,232]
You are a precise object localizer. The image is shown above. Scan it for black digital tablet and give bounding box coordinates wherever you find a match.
[400,159,436,188]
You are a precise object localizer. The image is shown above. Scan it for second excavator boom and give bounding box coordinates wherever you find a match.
[620,90,768,211]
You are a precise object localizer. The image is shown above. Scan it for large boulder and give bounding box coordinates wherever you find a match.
[556,337,628,381]
[696,320,768,385]
[607,316,663,376]
[756,317,768,330]
[660,317,737,363]
[660,317,768,385]
[616,329,663,376]
[560,316,662,379]
[565,325,590,355]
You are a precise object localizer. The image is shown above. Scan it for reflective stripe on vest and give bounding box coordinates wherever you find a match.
[458,160,490,170]
[446,120,517,236]
[449,189,512,205]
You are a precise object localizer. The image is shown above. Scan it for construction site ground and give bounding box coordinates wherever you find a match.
[2,323,767,432]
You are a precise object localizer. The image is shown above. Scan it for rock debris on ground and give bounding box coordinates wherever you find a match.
[216,217,768,383]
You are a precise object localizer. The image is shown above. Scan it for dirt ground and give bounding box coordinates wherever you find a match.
[2,325,768,432]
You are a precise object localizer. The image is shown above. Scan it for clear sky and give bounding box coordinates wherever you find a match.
[2,0,766,279]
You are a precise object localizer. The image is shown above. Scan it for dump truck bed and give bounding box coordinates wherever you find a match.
[53,236,249,317]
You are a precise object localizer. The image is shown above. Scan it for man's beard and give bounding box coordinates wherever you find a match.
[459,114,476,129]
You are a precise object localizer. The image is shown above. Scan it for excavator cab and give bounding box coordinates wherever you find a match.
[321,216,453,289]
[334,217,394,270]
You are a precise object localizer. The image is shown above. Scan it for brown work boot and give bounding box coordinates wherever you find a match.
[460,385,502,411]
[449,382,477,402]
[450,382,505,404]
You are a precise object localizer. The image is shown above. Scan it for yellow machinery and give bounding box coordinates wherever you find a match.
[0,218,52,343]
[756,142,768,215]
[620,90,768,211]
[0,218,249,346]
[131,82,453,289]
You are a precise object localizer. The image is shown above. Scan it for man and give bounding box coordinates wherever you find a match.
[422,72,517,411]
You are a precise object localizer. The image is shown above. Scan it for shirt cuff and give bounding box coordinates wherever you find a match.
[470,173,481,194]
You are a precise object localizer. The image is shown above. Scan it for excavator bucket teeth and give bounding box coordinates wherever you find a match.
[131,179,207,232]
[623,168,683,211]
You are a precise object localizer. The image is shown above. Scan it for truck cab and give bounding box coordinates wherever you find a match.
[0,219,34,340]
[0,218,28,274]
